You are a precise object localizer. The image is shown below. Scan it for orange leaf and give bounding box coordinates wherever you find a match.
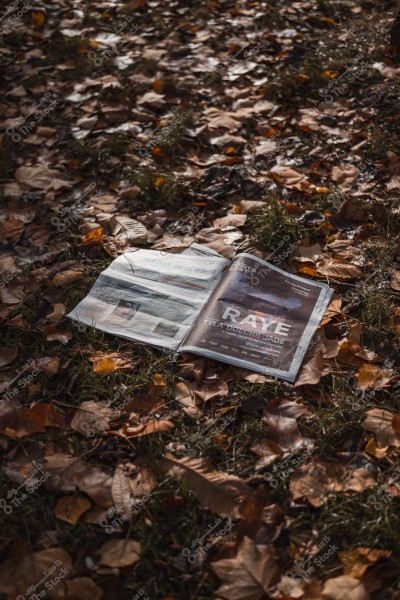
[321,70,338,80]
[151,147,166,158]
[152,79,164,93]
[93,358,120,374]
[321,17,336,25]
[82,227,105,246]
[154,176,166,187]
[31,12,45,27]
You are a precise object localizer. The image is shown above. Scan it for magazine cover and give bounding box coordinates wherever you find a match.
[180,253,333,382]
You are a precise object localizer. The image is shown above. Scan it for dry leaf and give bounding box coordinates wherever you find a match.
[289,457,376,507]
[97,539,141,568]
[317,259,363,281]
[295,352,324,387]
[66,578,103,600]
[262,398,309,450]
[322,575,369,600]
[361,409,400,447]
[211,536,278,600]
[71,401,112,437]
[0,548,72,598]
[355,364,393,391]
[111,466,132,517]
[163,453,251,517]
[55,495,92,525]
[110,214,149,243]
[338,547,391,578]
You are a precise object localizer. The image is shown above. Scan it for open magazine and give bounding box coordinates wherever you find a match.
[68,244,333,382]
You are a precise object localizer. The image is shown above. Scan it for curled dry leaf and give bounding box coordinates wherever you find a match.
[361,409,400,448]
[122,419,174,437]
[294,352,324,387]
[54,495,92,525]
[211,536,278,600]
[194,380,229,402]
[44,325,72,345]
[262,398,309,451]
[97,539,141,569]
[174,381,203,419]
[52,270,83,286]
[162,453,251,518]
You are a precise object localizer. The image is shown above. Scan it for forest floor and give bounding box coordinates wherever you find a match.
[1,0,400,599]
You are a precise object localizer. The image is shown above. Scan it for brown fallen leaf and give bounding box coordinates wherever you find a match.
[250,439,283,470]
[163,453,251,517]
[66,578,103,600]
[322,575,369,600]
[122,419,174,437]
[338,547,392,578]
[55,495,92,525]
[70,401,113,437]
[211,536,278,600]
[44,454,113,506]
[109,214,149,243]
[97,539,141,569]
[295,352,324,387]
[289,456,376,507]
[361,409,400,448]
[262,398,309,450]
[355,363,393,391]
[0,547,73,598]
[30,356,60,378]
[1,403,63,439]
[317,259,363,281]
[111,466,132,517]
[44,325,73,345]
[194,380,229,402]
[174,381,203,419]
[52,270,83,286]
[0,347,18,368]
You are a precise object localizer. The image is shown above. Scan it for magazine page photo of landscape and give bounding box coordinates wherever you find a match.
[1,0,400,598]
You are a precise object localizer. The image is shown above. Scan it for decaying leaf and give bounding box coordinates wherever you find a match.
[0,548,73,598]
[355,364,393,391]
[55,495,92,525]
[97,539,141,569]
[361,409,400,447]
[289,456,376,507]
[162,453,251,517]
[211,536,278,600]
[111,466,132,517]
[70,401,113,437]
[322,575,369,600]
[0,347,18,368]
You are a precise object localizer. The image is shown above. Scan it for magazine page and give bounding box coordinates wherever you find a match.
[68,249,229,351]
[180,253,333,382]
